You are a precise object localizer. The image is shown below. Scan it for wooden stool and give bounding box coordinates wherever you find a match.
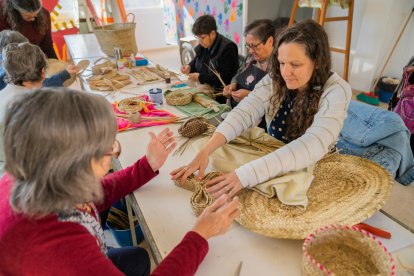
[289,0,354,81]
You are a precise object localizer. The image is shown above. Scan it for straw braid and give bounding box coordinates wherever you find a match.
[174,172,220,216]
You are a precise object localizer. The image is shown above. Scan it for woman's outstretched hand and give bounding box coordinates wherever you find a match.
[170,148,210,182]
[205,171,243,199]
[146,128,176,172]
[192,194,240,240]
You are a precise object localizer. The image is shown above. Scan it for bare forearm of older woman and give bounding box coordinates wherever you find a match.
[170,132,227,182]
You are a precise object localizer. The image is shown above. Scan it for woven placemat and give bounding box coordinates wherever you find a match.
[236,154,393,239]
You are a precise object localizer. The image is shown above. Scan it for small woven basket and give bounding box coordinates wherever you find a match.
[118,97,144,113]
[165,90,193,106]
[178,117,209,138]
[303,225,395,276]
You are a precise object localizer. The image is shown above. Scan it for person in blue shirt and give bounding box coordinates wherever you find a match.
[0,29,78,90]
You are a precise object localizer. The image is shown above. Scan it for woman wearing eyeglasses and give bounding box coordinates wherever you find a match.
[180,14,239,103]
[0,88,240,275]
[0,0,57,58]
[172,20,352,199]
[223,19,278,110]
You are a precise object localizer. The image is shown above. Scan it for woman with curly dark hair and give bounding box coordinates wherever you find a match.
[172,20,352,198]
[0,0,56,58]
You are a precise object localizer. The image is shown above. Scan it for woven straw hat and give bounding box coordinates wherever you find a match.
[236,154,393,239]
[302,225,395,275]
[46,59,90,87]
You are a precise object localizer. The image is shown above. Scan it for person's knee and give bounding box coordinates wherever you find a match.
[108,246,150,276]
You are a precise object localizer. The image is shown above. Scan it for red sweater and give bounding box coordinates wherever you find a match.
[0,2,57,59]
[0,156,208,275]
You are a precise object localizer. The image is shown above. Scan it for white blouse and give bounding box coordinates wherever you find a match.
[215,72,352,187]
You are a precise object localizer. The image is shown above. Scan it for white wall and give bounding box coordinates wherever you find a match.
[325,0,414,91]
[125,7,168,51]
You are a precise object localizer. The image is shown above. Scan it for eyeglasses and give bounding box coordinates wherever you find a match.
[19,8,41,21]
[105,140,121,159]
[245,41,264,50]
[195,34,209,41]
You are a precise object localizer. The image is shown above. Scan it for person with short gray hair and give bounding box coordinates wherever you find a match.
[0,88,240,275]
[0,41,47,175]
[0,29,79,90]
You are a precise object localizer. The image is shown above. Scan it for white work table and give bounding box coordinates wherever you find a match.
[64,33,414,275]
[115,111,414,275]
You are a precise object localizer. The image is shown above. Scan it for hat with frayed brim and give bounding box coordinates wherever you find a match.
[236,154,393,239]
[47,59,90,87]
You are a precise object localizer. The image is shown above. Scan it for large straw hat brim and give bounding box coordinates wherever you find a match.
[47,59,90,87]
[236,154,393,239]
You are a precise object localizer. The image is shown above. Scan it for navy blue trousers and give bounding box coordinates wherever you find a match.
[108,246,150,276]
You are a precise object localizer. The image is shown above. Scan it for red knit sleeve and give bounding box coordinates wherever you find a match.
[22,221,123,275]
[39,8,57,59]
[152,231,209,276]
[95,155,159,212]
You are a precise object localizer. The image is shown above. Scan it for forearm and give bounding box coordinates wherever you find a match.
[202,133,227,154]
[43,70,71,87]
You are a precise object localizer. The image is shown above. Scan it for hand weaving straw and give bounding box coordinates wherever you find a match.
[174,172,221,216]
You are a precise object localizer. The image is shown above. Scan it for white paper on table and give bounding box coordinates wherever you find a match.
[363,212,414,253]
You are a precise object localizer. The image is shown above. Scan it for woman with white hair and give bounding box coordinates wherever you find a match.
[0,88,240,275]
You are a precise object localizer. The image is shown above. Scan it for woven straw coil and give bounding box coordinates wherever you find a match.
[236,154,393,239]
[302,225,395,275]
[175,172,220,216]
[118,97,144,113]
[165,90,193,106]
[178,117,209,138]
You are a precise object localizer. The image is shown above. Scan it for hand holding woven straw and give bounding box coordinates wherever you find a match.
[302,225,395,275]
[165,90,193,106]
[118,97,144,113]
[174,172,220,216]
